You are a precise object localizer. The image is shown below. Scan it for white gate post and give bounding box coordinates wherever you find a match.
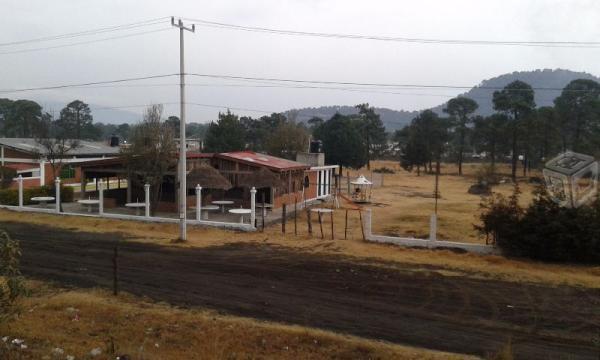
[17,175,23,208]
[54,177,61,213]
[195,184,202,221]
[429,214,437,244]
[144,183,150,218]
[98,179,104,215]
[250,187,257,227]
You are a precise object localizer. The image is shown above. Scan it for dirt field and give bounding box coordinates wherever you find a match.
[4,222,599,359]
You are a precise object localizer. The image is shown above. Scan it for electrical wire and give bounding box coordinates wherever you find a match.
[0,27,171,55]
[182,17,600,49]
[0,17,170,47]
[0,74,178,94]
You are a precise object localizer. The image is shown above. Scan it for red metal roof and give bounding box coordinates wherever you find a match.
[216,151,309,172]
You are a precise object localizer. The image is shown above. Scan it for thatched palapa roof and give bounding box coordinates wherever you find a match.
[187,165,232,190]
[237,167,285,189]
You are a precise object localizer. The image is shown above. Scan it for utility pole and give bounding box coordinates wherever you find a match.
[171,17,195,241]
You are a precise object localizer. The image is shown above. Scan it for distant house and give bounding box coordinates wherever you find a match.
[0,137,120,188]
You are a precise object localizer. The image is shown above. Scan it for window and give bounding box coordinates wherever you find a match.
[60,166,76,179]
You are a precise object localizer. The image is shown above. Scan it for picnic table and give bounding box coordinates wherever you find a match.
[125,202,146,216]
[77,199,100,213]
[201,205,219,220]
[212,200,234,213]
[30,196,55,208]
[228,208,251,224]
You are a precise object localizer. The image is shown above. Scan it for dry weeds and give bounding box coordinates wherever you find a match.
[0,281,471,359]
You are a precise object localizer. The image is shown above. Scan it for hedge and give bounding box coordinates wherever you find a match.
[477,185,600,264]
[0,185,74,206]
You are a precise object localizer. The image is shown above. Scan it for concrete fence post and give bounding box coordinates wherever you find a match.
[98,179,104,215]
[364,208,372,238]
[250,187,257,227]
[144,183,150,218]
[54,177,61,213]
[17,175,23,208]
[195,184,202,221]
[429,214,437,244]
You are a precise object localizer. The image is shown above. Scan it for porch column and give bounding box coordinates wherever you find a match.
[80,171,86,199]
[126,175,132,203]
[17,175,23,208]
[195,184,202,221]
[1,145,4,166]
[144,183,150,218]
[39,160,45,186]
[54,177,61,213]
[98,179,104,215]
[250,187,256,227]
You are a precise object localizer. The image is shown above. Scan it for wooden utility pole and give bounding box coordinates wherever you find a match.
[171,17,195,242]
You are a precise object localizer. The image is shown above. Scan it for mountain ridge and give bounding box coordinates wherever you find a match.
[286,69,600,131]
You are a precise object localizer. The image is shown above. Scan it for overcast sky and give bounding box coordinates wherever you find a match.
[3,0,600,123]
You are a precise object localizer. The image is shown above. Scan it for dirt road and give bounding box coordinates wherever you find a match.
[4,222,599,359]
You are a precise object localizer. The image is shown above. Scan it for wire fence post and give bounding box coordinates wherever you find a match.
[306,207,312,236]
[261,193,266,231]
[318,211,324,239]
[330,211,334,240]
[294,196,297,235]
[282,203,287,234]
[344,209,348,240]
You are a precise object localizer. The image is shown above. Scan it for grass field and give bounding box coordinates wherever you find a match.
[345,160,536,243]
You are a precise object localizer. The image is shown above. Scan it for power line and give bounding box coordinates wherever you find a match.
[182,17,600,49]
[187,73,598,92]
[0,17,170,47]
[0,74,178,94]
[0,27,171,55]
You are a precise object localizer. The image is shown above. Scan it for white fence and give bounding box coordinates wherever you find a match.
[1,176,256,232]
[361,209,499,255]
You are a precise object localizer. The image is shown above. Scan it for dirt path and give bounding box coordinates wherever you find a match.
[4,222,599,359]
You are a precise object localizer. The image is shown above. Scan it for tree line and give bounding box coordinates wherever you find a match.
[395,78,600,181]
[0,98,208,142]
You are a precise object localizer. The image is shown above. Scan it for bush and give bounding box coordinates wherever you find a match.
[373,166,395,174]
[0,185,74,206]
[474,164,500,186]
[476,185,600,263]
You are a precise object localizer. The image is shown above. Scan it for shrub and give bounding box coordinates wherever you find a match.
[476,185,600,263]
[373,166,395,174]
[0,185,74,206]
[474,164,500,186]
[0,166,16,189]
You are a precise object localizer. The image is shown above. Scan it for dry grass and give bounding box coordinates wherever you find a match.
[0,281,471,359]
[346,161,536,243]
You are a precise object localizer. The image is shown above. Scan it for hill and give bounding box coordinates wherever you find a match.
[288,69,600,131]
